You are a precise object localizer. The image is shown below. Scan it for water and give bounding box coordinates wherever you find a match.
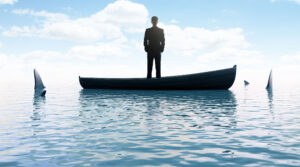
[0,84,299,167]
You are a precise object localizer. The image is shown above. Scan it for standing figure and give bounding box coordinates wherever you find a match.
[144,16,165,78]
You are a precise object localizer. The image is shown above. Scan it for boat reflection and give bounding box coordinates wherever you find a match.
[78,89,237,131]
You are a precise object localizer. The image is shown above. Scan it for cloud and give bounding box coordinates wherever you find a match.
[67,40,130,61]
[0,45,144,84]
[280,52,300,63]
[271,51,300,85]
[4,0,148,42]
[170,19,179,24]
[62,7,72,12]
[198,47,263,66]
[153,23,266,74]
[0,53,7,66]
[2,26,39,37]
[291,0,300,4]
[164,25,250,56]
[4,0,256,65]
[20,50,65,63]
[0,0,17,5]
[5,37,135,66]
[92,0,148,28]
[271,0,300,4]
[1,0,268,84]
[222,9,237,15]
[12,9,69,22]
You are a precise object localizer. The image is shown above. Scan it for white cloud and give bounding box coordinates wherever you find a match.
[12,9,69,22]
[154,24,265,73]
[170,19,179,24]
[198,47,263,66]
[271,0,300,4]
[67,41,130,61]
[162,24,252,57]
[2,26,39,37]
[222,9,237,15]
[0,46,144,84]
[280,52,300,63]
[21,50,65,62]
[91,0,148,28]
[0,0,269,84]
[5,0,148,42]
[4,0,258,67]
[270,51,300,85]
[291,0,300,4]
[14,41,132,63]
[62,7,72,12]
[0,53,7,66]
[0,0,17,5]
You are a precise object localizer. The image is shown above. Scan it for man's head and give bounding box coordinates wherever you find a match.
[151,16,158,27]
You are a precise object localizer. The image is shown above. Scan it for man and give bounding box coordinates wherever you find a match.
[144,16,165,79]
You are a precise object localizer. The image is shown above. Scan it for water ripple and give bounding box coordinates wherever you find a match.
[0,86,299,167]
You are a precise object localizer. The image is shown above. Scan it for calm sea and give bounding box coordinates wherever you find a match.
[0,83,299,167]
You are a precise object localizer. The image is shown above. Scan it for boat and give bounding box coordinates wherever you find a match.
[79,65,237,90]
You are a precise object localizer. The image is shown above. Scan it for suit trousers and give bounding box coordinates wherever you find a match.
[147,52,161,78]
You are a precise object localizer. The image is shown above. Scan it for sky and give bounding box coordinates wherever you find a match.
[0,0,300,87]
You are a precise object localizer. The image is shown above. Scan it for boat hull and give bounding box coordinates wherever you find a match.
[79,65,236,90]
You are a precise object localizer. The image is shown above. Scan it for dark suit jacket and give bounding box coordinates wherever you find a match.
[144,26,165,53]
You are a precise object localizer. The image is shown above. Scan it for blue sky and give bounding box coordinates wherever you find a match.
[0,0,300,86]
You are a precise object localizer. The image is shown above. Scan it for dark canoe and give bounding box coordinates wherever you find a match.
[79,65,237,90]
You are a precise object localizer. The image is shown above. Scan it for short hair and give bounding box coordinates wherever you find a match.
[151,16,158,22]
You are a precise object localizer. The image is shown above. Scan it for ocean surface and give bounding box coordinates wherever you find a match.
[0,83,299,167]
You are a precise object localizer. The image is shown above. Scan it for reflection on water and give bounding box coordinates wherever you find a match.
[32,94,46,121]
[31,94,46,137]
[1,86,300,167]
[267,89,274,117]
[76,90,239,166]
[78,90,238,131]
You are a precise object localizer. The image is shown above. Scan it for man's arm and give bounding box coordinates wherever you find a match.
[144,29,148,52]
[161,29,165,52]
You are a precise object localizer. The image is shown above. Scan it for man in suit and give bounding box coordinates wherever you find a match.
[144,16,165,79]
